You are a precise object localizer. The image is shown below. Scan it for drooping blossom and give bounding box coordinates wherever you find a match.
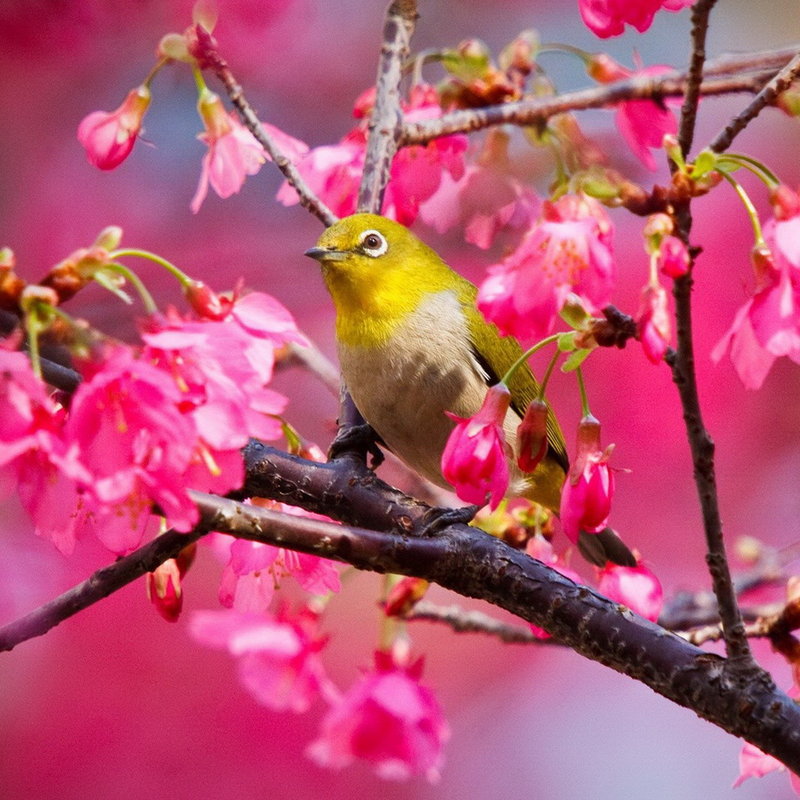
[278,84,467,226]
[579,0,696,39]
[477,193,616,346]
[64,347,199,554]
[733,740,800,794]
[77,85,151,170]
[636,281,671,363]
[597,560,663,622]
[191,88,307,212]
[0,349,85,554]
[712,192,800,389]
[307,650,450,782]
[441,383,512,510]
[588,56,678,170]
[560,415,615,544]
[218,501,342,613]
[189,607,334,713]
[146,542,197,622]
[526,535,583,639]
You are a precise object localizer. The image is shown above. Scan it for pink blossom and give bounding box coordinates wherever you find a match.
[560,415,615,544]
[217,501,341,613]
[579,0,696,39]
[636,281,671,363]
[77,85,151,170]
[146,543,196,622]
[0,349,84,554]
[307,650,450,782]
[441,383,512,510]
[477,194,616,345]
[419,131,540,248]
[516,399,549,472]
[597,561,663,621]
[65,348,199,554]
[279,84,467,226]
[189,608,332,713]
[733,741,800,794]
[191,89,300,213]
[713,205,800,389]
[590,57,678,170]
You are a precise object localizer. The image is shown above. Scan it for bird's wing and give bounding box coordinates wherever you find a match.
[460,283,569,472]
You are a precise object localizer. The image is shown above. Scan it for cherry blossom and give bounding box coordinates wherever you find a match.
[597,560,663,621]
[190,608,333,713]
[441,383,512,510]
[579,0,696,39]
[560,415,615,544]
[77,85,151,170]
[636,281,671,363]
[477,193,616,345]
[307,650,449,782]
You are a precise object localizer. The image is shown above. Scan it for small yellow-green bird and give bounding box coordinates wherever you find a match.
[305,213,634,566]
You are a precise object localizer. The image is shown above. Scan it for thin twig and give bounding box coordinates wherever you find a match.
[192,25,337,227]
[677,0,718,157]
[403,600,541,643]
[357,0,418,213]
[709,50,800,154]
[402,47,797,144]
[666,0,757,672]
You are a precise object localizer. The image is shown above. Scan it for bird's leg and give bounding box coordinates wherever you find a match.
[327,422,386,469]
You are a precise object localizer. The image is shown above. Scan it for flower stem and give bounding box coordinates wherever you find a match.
[720,172,766,248]
[501,333,560,386]
[111,248,192,286]
[105,262,158,314]
[576,366,591,418]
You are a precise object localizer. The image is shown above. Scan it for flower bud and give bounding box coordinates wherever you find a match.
[516,399,549,472]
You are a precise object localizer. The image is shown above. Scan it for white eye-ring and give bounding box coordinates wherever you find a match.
[358,229,388,257]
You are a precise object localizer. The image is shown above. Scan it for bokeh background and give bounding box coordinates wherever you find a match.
[2,1,800,798]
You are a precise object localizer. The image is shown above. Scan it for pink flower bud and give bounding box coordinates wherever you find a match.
[184,279,232,320]
[657,235,690,278]
[636,282,671,363]
[597,560,663,622]
[77,85,151,170]
[516,399,548,472]
[560,415,615,543]
[442,383,512,510]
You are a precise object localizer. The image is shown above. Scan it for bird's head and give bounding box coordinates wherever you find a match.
[305,214,453,322]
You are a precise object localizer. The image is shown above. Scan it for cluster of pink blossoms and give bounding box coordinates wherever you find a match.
[190,605,449,781]
[477,193,616,346]
[1,289,302,555]
[578,0,696,38]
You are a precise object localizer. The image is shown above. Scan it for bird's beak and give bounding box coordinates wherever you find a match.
[304,246,347,262]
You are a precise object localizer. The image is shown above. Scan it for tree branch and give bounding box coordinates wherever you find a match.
[4,481,800,771]
[666,1,756,672]
[709,50,800,154]
[357,0,418,213]
[193,25,338,227]
[401,47,797,144]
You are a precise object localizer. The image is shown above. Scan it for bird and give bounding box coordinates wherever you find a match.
[305,212,634,567]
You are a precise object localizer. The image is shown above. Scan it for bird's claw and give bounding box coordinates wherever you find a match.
[420,504,480,534]
[328,423,385,469]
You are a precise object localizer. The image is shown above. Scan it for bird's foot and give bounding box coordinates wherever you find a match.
[419,504,480,535]
[327,423,385,469]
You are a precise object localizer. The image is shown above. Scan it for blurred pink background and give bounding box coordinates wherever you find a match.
[2,1,800,797]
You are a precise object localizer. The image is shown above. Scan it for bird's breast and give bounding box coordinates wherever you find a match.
[337,291,489,489]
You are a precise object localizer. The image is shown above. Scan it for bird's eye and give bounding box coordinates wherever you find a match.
[358,230,388,257]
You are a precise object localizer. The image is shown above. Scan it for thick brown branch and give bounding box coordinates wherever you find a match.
[3,482,800,771]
